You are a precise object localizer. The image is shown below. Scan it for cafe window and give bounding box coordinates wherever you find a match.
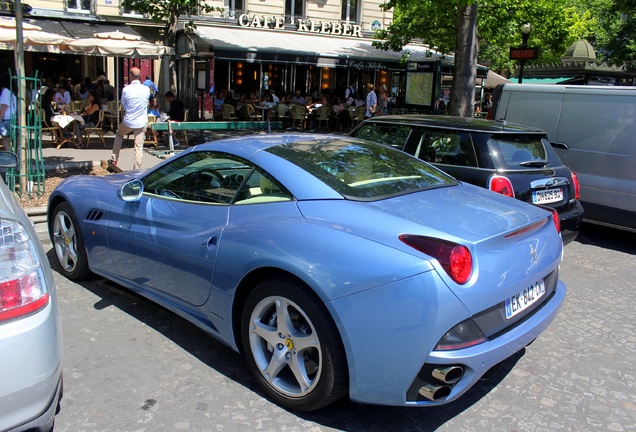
[67,0,91,12]
[286,0,304,20]
[121,4,143,16]
[341,0,359,22]
[226,0,244,12]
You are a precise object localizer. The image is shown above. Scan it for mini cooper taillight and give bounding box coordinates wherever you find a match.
[571,172,581,200]
[399,235,473,284]
[0,219,49,322]
[488,175,515,198]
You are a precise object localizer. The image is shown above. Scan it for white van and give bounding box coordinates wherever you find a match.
[492,83,636,231]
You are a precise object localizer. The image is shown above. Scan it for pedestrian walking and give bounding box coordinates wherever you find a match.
[0,73,16,151]
[110,67,151,170]
[365,83,377,119]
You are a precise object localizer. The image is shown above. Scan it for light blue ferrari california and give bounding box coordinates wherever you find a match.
[48,134,566,411]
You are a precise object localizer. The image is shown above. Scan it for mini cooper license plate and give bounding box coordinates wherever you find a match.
[532,188,563,204]
[505,280,546,319]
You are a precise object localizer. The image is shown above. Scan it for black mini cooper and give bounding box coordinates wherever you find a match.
[350,114,583,244]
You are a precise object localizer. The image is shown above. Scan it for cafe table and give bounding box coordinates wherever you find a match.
[51,113,84,149]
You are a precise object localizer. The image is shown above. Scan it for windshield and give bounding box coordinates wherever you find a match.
[266,138,458,200]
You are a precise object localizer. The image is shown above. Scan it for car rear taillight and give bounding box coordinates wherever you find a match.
[0,219,49,322]
[434,319,487,351]
[399,235,473,284]
[571,172,580,200]
[548,208,561,234]
[489,175,515,198]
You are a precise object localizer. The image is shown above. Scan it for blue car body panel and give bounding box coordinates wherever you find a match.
[47,134,566,407]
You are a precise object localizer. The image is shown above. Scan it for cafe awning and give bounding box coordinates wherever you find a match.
[516,77,578,84]
[191,25,446,70]
[21,17,149,41]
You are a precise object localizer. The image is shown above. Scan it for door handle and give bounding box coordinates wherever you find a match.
[201,237,217,249]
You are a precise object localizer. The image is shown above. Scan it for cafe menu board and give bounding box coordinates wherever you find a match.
[405,72,434,106]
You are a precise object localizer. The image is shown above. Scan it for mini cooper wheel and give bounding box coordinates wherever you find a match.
[50,202,91,280]
[241,277,347,411]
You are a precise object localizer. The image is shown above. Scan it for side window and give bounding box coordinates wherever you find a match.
[353,123,412,150]
[142,151,252,204]
[234,169,294,205]
[416,131,477,167]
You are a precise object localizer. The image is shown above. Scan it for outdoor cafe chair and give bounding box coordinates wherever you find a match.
[82,109,106,148]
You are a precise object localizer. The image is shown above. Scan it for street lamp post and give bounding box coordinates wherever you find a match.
[518,23,532,84]
[509,24,538,84]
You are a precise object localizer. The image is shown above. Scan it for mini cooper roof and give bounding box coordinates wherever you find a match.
[363,114,548,135]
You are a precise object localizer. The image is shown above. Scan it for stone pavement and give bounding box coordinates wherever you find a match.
[41,128,278,172]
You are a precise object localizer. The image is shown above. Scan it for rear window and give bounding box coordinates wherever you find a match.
[488,136,551,169]
[266,138,458,200]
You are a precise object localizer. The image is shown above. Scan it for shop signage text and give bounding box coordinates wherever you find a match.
[0,0,14,12]
[509,47,538,60]
[346,60,387,71]
[238,14,363,38]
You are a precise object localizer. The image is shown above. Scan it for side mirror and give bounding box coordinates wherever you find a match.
[120,179,144,202]
[0,151,18,169]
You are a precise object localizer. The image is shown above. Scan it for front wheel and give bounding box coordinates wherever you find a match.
[50,202,91,280]
[241,277,348,411]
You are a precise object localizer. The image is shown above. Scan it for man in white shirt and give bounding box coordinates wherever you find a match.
[0,74,16,151]
[111,67,150,170]
[270,90,280,104]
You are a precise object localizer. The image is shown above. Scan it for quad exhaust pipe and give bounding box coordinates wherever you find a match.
[432,365,464,384]
[419,383,451,401]
[418,365,465,401]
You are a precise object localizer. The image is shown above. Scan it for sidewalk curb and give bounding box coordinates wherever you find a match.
[43,160,104,172]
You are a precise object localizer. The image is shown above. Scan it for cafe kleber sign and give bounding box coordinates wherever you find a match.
[238,13,363,38]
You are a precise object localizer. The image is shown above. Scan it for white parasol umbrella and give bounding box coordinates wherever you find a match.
[0,16,73,52]
[63,30,173,125]
[64,31,172,57]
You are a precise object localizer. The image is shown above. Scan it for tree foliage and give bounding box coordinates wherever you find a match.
[372,0,631,116]
[120,0,222,44]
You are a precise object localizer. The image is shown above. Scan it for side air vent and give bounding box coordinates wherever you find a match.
[85,210,104,221]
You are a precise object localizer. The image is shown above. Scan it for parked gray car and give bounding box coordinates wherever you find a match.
[0,151,63,431]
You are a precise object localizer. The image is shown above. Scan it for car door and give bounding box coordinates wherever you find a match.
[106,151,251,306]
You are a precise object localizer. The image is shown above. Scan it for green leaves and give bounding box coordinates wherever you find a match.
[120,0,222,31]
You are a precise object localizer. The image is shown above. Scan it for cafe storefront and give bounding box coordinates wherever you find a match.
[175,14,446,119]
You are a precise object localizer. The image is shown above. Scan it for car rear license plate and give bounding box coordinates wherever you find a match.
[505,280,546,319]
[532,188,563,204]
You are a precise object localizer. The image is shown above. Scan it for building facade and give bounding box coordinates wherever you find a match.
[2,0,469,118]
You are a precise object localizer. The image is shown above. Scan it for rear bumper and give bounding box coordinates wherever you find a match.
[328,270,566,407]
[0,301,63,432]
[5,375,62,432]
[560,200,584,245]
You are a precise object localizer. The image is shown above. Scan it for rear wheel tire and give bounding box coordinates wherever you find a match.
[241,277,348,411]
[50,202,91,280]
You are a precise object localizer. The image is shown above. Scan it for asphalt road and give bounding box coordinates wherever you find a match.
[45,223,636,432]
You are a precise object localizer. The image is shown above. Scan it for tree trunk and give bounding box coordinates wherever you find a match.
[165,21,178,95]
[449,3,478,118]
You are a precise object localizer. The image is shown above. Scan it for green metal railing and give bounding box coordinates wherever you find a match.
[6,71,45,198]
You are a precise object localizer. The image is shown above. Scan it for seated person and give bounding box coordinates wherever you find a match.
[164,91,184,122]
[41,88,56,125]
[332,97,351,130]
[74,91,101,147]
[148,97,161,117]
